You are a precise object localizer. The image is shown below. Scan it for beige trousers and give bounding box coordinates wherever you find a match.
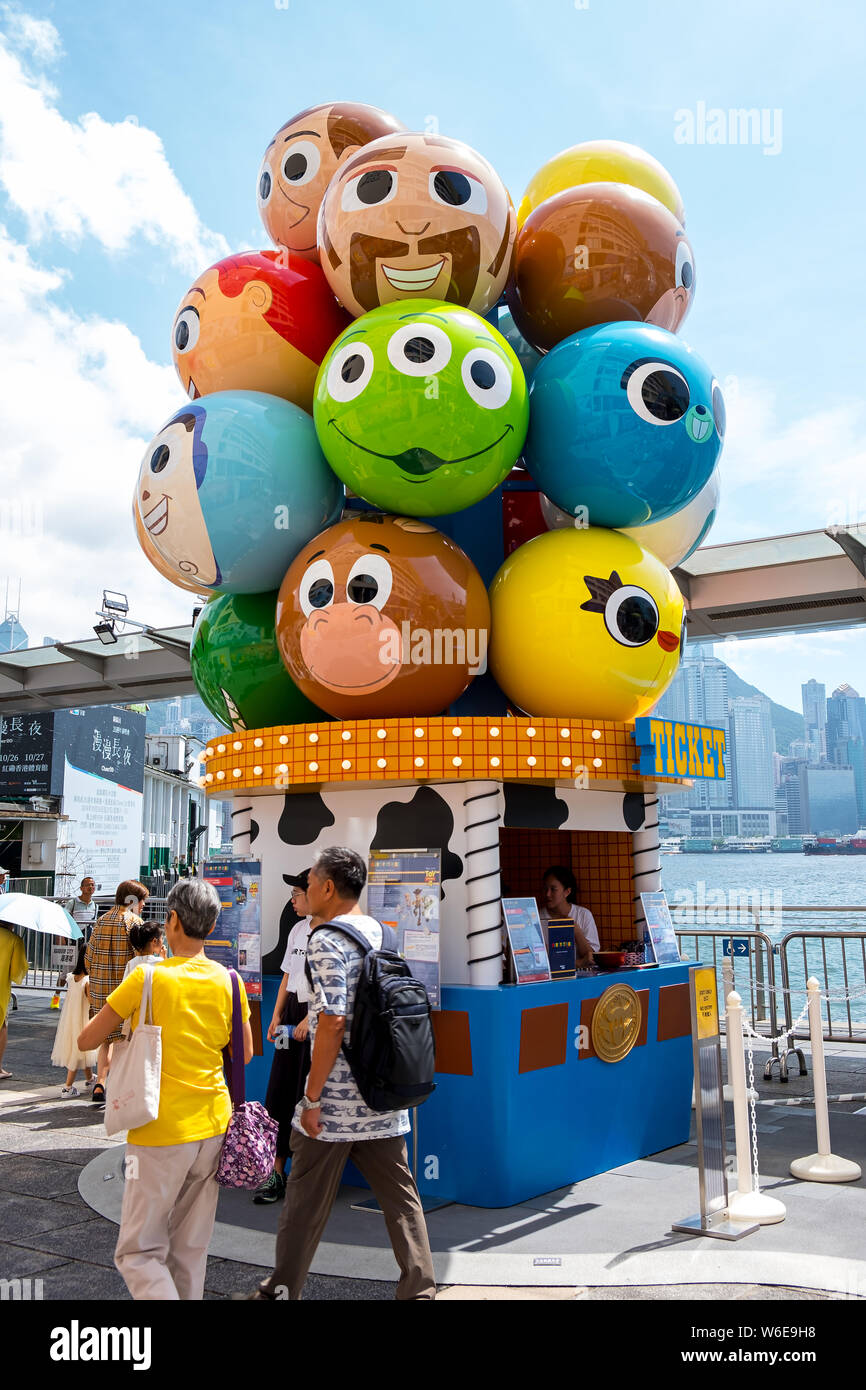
[260,1130,436,1300]
[114,1133,224,1300]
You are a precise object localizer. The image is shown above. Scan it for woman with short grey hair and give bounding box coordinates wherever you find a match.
[79,876,254,1300]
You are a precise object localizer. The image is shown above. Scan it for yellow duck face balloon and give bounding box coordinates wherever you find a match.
[489,527,685,721]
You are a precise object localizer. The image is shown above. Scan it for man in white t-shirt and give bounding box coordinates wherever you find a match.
[246,846,435,1302]
[57,875,98,987]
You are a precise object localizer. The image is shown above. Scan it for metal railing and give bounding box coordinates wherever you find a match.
[673,907,866,1080]
[10,894,170,993]
[779,930,866,1048]
[673,921,782,1058]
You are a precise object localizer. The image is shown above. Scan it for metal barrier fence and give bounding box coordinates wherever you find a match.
[10,894,170,994]
[673,907,866,1079]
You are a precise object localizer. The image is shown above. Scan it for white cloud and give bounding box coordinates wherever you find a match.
[0,25,229,274]
[0,225,193,646]
[712,376,866,541]
[1,4,61,63]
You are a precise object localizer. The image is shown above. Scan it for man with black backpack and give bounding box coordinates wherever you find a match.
[243,846,437,1301]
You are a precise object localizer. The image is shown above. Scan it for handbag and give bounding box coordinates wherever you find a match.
[216,970,278,1189]
[104,964,162,1137]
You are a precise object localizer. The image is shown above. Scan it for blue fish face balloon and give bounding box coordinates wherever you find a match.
[134,390,344,594]
[524,322,725,529]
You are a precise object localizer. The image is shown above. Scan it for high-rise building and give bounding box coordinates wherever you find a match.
[800,765,858,835]
[729,695,775,809]
[801,679,827,759]
[827,684,866,762]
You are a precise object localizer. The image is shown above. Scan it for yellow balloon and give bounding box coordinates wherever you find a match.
[488,527,684,721]
[518,140,685,228]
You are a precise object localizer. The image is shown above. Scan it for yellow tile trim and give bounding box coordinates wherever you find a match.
[198,717,689,796]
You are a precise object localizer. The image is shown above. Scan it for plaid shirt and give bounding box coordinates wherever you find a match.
[85,906,139,1037]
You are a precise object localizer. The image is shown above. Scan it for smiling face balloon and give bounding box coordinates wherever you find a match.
[135,392,344,594]
[275,512,490,719]
[171,250,350,412]
[257,102,406,260]
[318,133,516,317]
[524,322,724,529]
[507,184,696,353]
[489,526,685,721]
[313,301,528,516]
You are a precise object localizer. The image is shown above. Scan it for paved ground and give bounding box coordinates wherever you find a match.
[3,989,865,1301]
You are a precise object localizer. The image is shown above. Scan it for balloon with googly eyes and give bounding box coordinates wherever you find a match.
[134,392,344,595]
[524,322,724,530]
[313,300,528,516]
[489,526,685,721]
[257,102,406,260]
[507,183,696,353]
[275,512,490,719]
[317,132,516,318]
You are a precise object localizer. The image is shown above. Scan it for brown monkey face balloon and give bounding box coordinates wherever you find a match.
[275,513,491,719]
[257,102,406,259]
[506,182,695,353]
[317,133,516,317]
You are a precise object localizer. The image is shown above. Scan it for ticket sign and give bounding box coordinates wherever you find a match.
[694,966,720,1040]
[633,717,727,780]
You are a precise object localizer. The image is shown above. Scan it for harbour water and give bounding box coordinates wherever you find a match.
[659,854,866,1029]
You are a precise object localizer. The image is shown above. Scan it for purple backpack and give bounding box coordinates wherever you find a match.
[216,970,278,1189]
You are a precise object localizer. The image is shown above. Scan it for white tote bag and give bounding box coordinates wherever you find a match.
[104,965,162,1137]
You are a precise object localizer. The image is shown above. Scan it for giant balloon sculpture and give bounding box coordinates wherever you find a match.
[134,108,724,728]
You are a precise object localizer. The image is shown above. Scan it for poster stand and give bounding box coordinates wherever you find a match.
[671,965,757,1240]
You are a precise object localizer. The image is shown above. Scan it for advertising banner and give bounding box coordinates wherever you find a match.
[201,859,263,1001]
[366,849,441,1008]
[0,712,55,796]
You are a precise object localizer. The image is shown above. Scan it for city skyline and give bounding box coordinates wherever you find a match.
[656,645,865,838]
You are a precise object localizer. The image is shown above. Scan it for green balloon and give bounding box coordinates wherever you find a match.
[191,590,325,731]
[313,299,529,516]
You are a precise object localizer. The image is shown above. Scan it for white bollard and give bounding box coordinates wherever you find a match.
[721,960,757,1104]
[790,979,862,1183]
[725,991,786,1224]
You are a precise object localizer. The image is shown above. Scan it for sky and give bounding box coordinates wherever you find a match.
[0,0,863,713]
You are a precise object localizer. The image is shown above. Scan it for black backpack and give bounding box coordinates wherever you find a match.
[306,920,436,1112]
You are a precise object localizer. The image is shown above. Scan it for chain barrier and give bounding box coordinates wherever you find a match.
[739,997,811,1049]
[734,976,866,1005]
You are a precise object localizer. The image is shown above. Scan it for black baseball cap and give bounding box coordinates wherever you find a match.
[283,868,310,890]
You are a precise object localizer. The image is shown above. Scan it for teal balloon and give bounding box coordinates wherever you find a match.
[191,591,325,730]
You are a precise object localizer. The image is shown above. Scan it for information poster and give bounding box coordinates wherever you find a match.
[366,849,441,1009]
[502,897,551,984]
[640,890,681,966]
[202,859,263,1000]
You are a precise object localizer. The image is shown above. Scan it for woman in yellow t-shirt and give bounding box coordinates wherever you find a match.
[0,921,29,1080]
[79,878,253,1301]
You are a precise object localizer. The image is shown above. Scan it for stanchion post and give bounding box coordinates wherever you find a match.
[725,992,785,1224]
[790,979,862,1184]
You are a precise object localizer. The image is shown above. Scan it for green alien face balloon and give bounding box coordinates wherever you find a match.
[313,300,529,516]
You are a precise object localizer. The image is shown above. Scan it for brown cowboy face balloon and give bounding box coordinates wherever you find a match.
[317,132,516,317]
[275,513,490,718]
[257,102,406,260]
[506,182,695,353]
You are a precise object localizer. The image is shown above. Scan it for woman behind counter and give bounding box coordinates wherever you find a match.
[541,866,599,968]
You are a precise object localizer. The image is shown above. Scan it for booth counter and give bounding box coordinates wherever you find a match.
[419,963,694,1207]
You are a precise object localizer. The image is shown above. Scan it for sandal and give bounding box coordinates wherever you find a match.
[91,1083,106,1103]
[0,1069,11,1081]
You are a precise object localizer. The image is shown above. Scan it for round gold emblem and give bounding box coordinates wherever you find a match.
[591,983,642,1063]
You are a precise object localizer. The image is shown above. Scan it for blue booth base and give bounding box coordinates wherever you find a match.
[251,964,694,1209]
